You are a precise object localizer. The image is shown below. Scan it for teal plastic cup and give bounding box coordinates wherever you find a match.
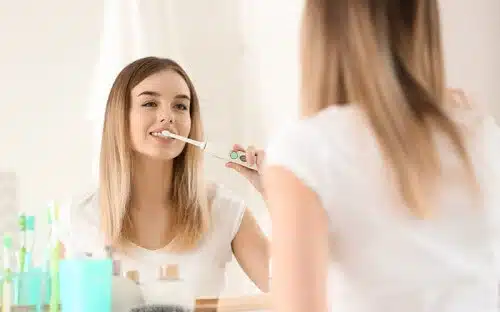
[12,269,45,305]
[59,259,112,312]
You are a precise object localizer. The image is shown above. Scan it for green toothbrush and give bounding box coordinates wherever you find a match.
[18,213,27,273]
[2,234,13,312]
[25,216,35,270]
[49,203,61,312]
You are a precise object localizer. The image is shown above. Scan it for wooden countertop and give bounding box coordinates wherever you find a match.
[1,294,272,311]
[195,294,271,311]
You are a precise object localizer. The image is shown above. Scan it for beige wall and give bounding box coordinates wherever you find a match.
[440,0,500,117]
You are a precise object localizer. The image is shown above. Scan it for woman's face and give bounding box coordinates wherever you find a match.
[129,69,192,160]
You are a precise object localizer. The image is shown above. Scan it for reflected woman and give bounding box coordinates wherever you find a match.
[60,57,269,305]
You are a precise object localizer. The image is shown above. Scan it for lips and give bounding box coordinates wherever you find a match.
[150,132,174,146]
[149,127,176,138]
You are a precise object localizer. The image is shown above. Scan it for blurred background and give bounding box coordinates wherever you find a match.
[0,0,499,296]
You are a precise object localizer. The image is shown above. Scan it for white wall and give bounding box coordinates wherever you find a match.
[0,0,103,259]
[440,0,500,116]
[0,0,498,295]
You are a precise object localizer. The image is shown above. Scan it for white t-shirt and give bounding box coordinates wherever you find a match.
[265,103,500,312]
[59,183,245,308]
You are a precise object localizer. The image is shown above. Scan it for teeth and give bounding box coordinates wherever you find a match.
[151,131,171,138]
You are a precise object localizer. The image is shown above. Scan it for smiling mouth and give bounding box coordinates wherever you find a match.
[149,132,175,144]
[150,131,171,138]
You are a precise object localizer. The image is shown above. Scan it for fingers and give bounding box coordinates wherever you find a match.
[255,149,265,168]
[246,145,257,166]
[232,144,246,152]
[225,161,255,177]
[231,144,265,169]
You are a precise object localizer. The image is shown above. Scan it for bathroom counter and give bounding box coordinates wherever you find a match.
[0,294,271,312]
[0,304,57,311]
[195,293,271,311]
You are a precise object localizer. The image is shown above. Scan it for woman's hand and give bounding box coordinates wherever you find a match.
[225,144,266,197]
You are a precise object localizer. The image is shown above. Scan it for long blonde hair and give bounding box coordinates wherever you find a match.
[301,0,476,216]
[99,57,209,251]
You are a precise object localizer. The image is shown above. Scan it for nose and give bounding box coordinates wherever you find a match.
[159,107,175,124]
[160,117,174,124]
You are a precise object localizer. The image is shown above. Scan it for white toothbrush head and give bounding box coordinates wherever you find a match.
[159,130,176,139]
[160,130,206,149]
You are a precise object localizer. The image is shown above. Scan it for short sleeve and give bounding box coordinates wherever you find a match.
[265,120,332,207]
[59,190,103,257]
[209,184,246,264]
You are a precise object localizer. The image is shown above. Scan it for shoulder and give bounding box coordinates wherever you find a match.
[266,105,362,160]
[59,187,102,254]
[61,188,100,226]
[265,106,363,199]
[207,183,246,240]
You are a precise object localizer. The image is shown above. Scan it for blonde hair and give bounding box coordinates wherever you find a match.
[301,0,476,216]
[99,57,209,251]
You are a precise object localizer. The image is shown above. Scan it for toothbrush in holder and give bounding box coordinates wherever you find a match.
[48,202,61,312]
[2,234,13,312]
[18,213,27,274]
[159,130,258,171]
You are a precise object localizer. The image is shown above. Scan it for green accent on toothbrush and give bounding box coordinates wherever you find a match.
[19,214,26,231]
[26,216,35,231]
[3,234,12,283]
[3,234,12,249]
[3,268,12,282]
[19,214,27,273]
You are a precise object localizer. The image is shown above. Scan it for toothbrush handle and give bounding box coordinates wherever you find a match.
[226,150,258,170]
[203,142,259,171]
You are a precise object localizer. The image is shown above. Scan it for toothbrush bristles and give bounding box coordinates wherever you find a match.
[160,130,172,137]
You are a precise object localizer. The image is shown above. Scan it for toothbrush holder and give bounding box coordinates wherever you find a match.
[59,259,112,312]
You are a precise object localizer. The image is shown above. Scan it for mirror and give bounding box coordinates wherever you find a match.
[0,1,304,309]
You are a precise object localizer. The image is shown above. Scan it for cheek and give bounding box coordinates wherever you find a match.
[178,115,192,136]
[129,111,149,139]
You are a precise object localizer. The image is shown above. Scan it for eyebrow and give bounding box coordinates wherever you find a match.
[174,94,191,101]
[137,91,190,101]
[138,91,161,97]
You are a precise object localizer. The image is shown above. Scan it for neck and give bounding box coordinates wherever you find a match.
[131,155,173,210]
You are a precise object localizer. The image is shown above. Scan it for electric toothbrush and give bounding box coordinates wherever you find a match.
[15,213,27,305]
[2,234,13,312]
[39,209,53,312]
[48,202,60,312]
[25,216,35,271]
[157,130,258,170]
[18,214,27,274]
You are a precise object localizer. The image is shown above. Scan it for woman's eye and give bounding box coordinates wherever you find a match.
[142,102,157,107]
[175,103,189,111]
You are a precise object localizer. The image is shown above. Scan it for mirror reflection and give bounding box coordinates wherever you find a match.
[0,1,298,310]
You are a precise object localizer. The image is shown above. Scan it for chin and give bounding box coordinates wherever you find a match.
[132,148,182,161]
[148,151,182,161]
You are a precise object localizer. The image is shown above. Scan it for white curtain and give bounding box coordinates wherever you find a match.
[86,0,181,178]
[241,0,303,136]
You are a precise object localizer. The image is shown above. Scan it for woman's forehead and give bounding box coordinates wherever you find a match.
[131,69,190,98]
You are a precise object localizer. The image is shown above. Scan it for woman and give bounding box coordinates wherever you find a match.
[264,1,500,312]
[60,57,269,304]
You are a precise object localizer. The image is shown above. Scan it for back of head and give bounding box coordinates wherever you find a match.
[300,0,477,216]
